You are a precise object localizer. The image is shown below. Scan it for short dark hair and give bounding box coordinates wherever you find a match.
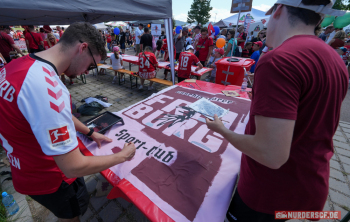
[161,31,165,35]
[27,25,34,30]
[228,29,235,36]
[194,26,201,30]
[245,42,252,46]
[201,27,208,33]
[144,27,149,33]
[58,22,106,59]
[139,23,144,27]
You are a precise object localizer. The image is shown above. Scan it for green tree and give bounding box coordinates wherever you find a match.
[333,0,350,10]
[187,0,213,25]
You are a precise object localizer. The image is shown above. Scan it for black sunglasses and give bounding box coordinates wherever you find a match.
[79,40,98,71]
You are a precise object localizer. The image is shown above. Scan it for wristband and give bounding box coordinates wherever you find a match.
[86,128,94,137]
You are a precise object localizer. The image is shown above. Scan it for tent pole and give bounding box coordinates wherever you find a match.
[223,0,242,86]
[164,18,175,85]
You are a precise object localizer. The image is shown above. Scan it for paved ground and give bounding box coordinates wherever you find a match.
[0,48,349,221]
[340,89,350,123]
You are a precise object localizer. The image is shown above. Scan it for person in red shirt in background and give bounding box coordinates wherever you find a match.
[196,27,213,66]
[0,25,25,63]
[106,32,112,51]
[25,25,44,53]
[56,26,64,38]
[138,46,158,90]
[237,25,247,54]
[177,45,203,83]
[44,33,58,50]
[206,0,348,221]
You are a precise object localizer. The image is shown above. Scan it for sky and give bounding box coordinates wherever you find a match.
[173,0,276,22]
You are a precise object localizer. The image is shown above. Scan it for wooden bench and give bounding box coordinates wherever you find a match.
[98,64,173,89]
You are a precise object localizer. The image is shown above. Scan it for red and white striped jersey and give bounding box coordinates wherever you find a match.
[0,54,78,195]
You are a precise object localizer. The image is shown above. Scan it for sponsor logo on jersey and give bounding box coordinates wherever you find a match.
[48,125,71,147]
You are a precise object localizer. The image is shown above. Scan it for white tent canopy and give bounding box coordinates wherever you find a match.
[0,0,176,85]
[93,23,108,30]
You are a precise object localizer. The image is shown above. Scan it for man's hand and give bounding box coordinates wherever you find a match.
[90,132,113,148]
[119,142,136,161]
[205,114,227,135]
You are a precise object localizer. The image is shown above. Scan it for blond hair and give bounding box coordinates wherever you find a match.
[334,30,346,40]
[46,33,57,48]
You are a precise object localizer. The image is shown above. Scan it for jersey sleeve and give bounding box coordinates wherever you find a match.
[208,37,214,46]
[192,53,200,64]
[17,62,78,156]
[251,53,301,120]
[151,54,158,66]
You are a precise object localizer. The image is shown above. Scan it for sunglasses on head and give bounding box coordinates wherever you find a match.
[79,40,98,71]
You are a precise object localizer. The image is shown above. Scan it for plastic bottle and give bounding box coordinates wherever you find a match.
[2,192,19,216]
[241,78,248,92]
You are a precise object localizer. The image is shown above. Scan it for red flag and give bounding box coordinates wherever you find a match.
[208,23,215,36]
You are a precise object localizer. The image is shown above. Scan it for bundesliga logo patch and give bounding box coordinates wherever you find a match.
[48,126,71,147]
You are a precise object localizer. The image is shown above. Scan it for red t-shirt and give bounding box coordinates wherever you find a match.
[0,54,78,195]
[0,31,14,58]
[25,32,43,49]
[107,35,112,43]
[238,35,349,214]
[138,51,157,73]
[196,37,213,61]
[59,30,63,38]
[177,51,200,78]
[238,32,247,48]
[44,40,56,50]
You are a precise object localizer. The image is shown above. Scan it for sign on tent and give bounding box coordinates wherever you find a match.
[231,0,253,13]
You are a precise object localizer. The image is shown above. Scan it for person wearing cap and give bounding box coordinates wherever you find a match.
[174,27,188,60]
[110,46,124,84]
[319,25,334,41]
[249,41,262,73]
[177,45,203,83]
[135,23,144,56]
[0,25,25,63]
[206,1,348,221]
[208,48,224,82]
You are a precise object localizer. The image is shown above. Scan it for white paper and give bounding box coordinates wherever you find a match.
[189,98,229,119]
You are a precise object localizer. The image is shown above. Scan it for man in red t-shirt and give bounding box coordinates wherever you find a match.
[196,27,213,66]
[237,26,247,51]
[106,32,112,51]
[177,45,203,82]
[24,25,44,53]
[0,25,24,63]
[206,1,348,221]
[0,22,136,221]
[138,46,158,90]
[56,26,64,38]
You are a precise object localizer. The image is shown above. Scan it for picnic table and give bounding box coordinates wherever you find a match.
[106,53,213,80]
[77,81,251,222]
